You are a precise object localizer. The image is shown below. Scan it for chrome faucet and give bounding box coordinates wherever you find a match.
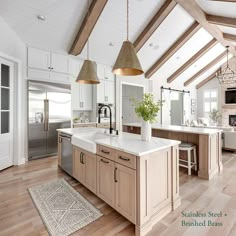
[98,104,113,134]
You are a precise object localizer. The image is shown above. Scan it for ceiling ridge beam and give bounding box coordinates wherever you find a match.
[196,68,220,89]
[69,0,108,56]
[134,0,177,52]
[184,50,227,86]
[223,33,236,42]
[206,14,236,28]
[167,38,218,83]
[145,21,201,78]
[174,0,236,57]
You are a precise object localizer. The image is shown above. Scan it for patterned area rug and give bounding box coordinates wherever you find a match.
[28,179,102,236]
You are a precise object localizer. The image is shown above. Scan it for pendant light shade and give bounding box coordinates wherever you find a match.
[76,60,100,84]
[76,0,100,84]
[112,40,144,76]
[112,0,144,76]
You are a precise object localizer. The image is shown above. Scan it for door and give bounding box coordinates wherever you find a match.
[28,47,50,71]
[73,147,85,183]
[0,59,14,170]
[28,90,47,159]
[84,152,97,194]
[51,53,68,74]
[170,92,183,126]
[115,163,136,223]
[97,156,115,207]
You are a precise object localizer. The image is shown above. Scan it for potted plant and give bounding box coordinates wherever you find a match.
[209,108,221,126]
[132,93,161,141]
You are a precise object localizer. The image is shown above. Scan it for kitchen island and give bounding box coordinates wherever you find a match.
[57,128,181,236]
[123,123,223,180]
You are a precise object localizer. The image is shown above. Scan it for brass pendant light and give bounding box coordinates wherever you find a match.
[76,0,100,84]
[112,0,144,76]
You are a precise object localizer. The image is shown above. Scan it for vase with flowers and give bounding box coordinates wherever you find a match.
[132,93,161,141]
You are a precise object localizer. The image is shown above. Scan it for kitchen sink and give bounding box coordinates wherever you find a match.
[71,132,110,153]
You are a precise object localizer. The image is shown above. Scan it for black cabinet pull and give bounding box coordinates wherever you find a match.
[101,159,109,164]
[118,156,130,161]
[101,149,110,154]
[114,167,118,182]
[81,153,85,164]
[80,152,82,163]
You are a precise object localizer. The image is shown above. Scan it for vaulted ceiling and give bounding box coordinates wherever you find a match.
[0,0,236,88]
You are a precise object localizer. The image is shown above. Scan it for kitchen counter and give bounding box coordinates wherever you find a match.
[123,122,222,135]
[57,127,181,236]
[123,123,223,180]
[57,127,180,156]
[95,132,180,156]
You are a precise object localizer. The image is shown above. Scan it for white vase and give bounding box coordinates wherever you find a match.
[141,121,152,141]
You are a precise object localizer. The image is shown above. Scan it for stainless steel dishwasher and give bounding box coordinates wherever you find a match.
[59,133,73,176]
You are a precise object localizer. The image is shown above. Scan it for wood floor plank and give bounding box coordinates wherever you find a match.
[0,153,235,236]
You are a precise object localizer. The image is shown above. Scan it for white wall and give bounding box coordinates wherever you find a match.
[0,16,27,165]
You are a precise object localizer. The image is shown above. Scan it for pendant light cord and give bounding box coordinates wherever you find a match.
[87,0,90,60]
[127,0,129,41]
[226,46,229,68]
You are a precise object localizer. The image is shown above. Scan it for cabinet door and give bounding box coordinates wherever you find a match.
[97,80,105,103]
[28,47,50,71]
[105,81,115,103]
[115,163,136,224]
[84,152,97,194]
[80,84,93,110]
[51,53,68,74]
[73,147,85,184]
[71,78,80,110]
[97,156,115,207]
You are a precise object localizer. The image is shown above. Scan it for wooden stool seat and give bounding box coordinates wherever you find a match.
[179,142,197,175]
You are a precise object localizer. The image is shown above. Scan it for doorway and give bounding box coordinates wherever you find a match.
[0,58,14,170]
[122,84,144,125]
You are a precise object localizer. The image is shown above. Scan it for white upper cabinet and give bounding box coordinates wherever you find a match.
[51,53,68,74]
[97,64,114,81]
[28,47,68,74]
[97,79,115,104]
[28,47,51,71]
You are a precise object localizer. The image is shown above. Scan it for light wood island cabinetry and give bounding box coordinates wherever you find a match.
[59,128,181,236]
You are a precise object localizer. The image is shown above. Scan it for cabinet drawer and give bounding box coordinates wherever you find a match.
[97,145,116,161]
[115,151,136,170]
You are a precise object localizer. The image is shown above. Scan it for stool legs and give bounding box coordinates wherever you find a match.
[187,149,191,175]
[193,147,197,171]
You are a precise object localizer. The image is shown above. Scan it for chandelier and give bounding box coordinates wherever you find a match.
[216,46,236,84]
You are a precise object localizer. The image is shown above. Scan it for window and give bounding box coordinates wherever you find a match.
[203,90,218,115]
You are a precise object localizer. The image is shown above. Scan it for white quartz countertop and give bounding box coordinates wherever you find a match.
[123,123,222,135]
[95,132,180,156]
[57,128,180,156]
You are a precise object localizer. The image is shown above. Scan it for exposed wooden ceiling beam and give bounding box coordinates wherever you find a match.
[223,33,236,42]
[69,0,108,56]
[174,0,236,57]
[206,14,236,28]
[145,22,201,78]
[167,38,217,83]
[184,50,227,86]
[196,69,220,89]
[134,0,176,52]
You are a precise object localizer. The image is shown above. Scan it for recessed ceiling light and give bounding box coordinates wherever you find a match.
[37,15,46,21]
[149,43,154,47]
[109,42,114,47]
[176,56,180,60]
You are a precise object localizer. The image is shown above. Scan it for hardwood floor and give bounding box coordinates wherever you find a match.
[0,152,236,236]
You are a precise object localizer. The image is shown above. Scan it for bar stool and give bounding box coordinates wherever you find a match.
[179,142,197,175]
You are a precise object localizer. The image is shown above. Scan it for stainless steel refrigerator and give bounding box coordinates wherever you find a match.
[28,80,71,160]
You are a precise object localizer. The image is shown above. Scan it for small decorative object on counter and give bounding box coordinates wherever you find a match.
[132,93,161,141]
